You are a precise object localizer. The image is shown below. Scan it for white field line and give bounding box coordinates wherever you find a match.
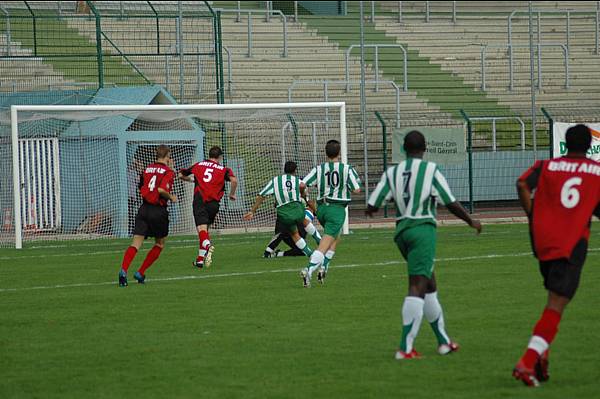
[1,248,598,294]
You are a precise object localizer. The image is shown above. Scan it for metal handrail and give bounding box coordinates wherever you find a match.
[466,116,526,151]
[481,43,569,91]
[395,1,456,24]
[345,44,408,92]
[165,43,218,98]
[215,8,288,57]
[288,79,401,128]
[0,6,10,56]
[222,45,233,98]
[508,8,600,55]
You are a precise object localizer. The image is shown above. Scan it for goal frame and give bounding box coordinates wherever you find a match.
[10,102,348,249]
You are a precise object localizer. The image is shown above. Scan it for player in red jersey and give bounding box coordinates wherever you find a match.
[179,146,238,268]
[119,145,177,287]
[513,124,600,387]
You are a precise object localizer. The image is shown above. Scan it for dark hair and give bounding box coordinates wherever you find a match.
[156,144,171,159]
[565,124,592,153]
[325,139,341,158]
[208,146,224,159]
[284,161,297,174]
[403,130,426,154]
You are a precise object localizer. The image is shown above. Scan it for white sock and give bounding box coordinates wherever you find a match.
[265,247,275,254]
[401,296,425,353]
[295,238,312,257]
[307,250,324,277]
[305,222,317,236]
[528,336,549,356]
[424,291,451,345]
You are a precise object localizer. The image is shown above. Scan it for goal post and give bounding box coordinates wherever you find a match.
[4,102,349,249]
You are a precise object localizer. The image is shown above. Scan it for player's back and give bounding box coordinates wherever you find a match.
[303,161,361,203]
[186,160,233,202]
[529,157,600,260]
[139,162,174,206]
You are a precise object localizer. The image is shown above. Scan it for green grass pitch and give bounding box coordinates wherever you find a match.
[1,223,599,399]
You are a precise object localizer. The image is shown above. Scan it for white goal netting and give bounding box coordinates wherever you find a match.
[0,103,346,248]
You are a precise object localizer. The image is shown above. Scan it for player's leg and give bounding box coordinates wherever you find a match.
[119,234,145,287]
[395,224,436,359]
[201,201,220,268]
[265,218,287,257]
[135,237,166,284]
[317,237,338,284]
[513,256,583,386]
[303,214,321,245]
[290,229,312,257]
[423,274,459,355]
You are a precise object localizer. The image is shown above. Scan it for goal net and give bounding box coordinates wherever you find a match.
[0,102,347,248]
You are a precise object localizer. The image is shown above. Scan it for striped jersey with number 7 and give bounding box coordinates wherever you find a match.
[302,162,361,203]
[369,158,456,220]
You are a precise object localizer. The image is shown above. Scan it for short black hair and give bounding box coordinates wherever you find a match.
[208,146,224,159]
[565,124,592,153]
[325,139,341,158]
[403,130,426,154]
[284,161,297,174]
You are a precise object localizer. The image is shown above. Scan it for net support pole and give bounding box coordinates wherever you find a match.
[11,106,23,249]
[117,138,129,238]
[340,103,350,235]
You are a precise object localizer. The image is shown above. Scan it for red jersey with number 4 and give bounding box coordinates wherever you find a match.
[519,157,600,261]
[180,160,234,202]
[139,162,175,207]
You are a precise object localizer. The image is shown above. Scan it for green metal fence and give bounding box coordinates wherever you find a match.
[0,1,224,104]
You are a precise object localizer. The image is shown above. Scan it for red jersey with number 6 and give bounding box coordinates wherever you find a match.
[180,160,234,202]
[139,162,175,207]
[519,156,600,261]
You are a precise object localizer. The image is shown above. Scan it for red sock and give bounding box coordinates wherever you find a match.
[121,246,138,272]
[138,245,162,275]
[197,230,211,263]
[522,308,562,368]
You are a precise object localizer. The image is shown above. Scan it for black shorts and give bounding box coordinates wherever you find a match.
[193,193,220,226]
[539,239,588,299]
[133,202,169,239]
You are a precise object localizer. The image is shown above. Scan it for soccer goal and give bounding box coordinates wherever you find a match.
[1,102,348,249]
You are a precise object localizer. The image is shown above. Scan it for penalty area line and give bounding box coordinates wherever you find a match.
[1,248,598,294]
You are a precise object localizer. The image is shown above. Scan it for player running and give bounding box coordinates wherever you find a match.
[179,146,238,268]
[512,124,600,387]
[300,139,361,287]
[244,161,319,257]
[366,130,482,359]
[118,145,177,287]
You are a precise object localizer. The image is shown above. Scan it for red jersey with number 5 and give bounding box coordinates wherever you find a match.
[139,162,175,207]
[519,157,600,261]
[180,160,234,202]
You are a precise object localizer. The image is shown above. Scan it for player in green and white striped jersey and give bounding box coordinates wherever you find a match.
[367,130,482,360]
[300,139,361,287]
[244,161,320,257]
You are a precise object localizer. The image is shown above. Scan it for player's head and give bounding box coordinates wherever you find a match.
[403,130,427,157]
[284,161,297,175]
[565,124,592,155]
[156,144,171,162]
[325,139,341,159]
[208,146,224,161]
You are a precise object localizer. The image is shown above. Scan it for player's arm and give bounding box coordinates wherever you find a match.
[158,171,177,203]
[243,195,266,221]
[516,161,542,218]
[366,170,392,217]
[225,168,238,201]
[593,203,600,220]
[349,166,362,194]
[178,167,194,182]
[433,168,481,234]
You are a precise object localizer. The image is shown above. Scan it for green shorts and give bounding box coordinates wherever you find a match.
[394,221,437,278]
[316,203,347,237]
[276,201,305,233]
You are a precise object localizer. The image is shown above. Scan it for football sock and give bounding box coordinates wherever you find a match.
[197,230,211,262]
[400,296,425,353]
[307,250,324,277]
[423,291,451,345]
[305,222,321,244]
[265,247,275,254]
[521,307,562,368]
[138,245,162,275]
[121,246,138,273]
[322,250,335,272]
[294,238,313,257]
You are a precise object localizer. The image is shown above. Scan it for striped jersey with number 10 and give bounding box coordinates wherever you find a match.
[259,174,302,207]
[302,162,361,203]
[368,158,456,222]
